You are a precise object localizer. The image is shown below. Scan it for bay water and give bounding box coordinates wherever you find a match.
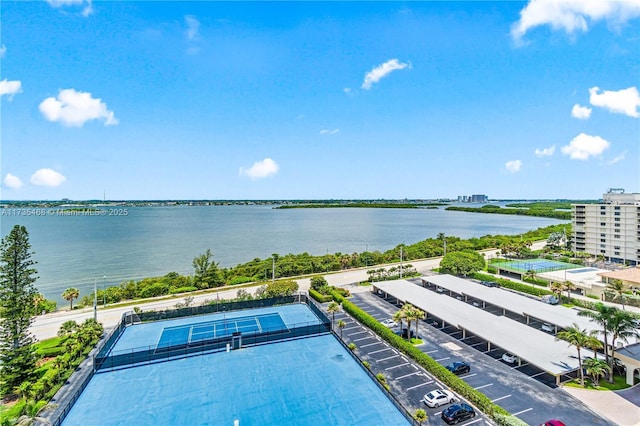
[0,205,565,304]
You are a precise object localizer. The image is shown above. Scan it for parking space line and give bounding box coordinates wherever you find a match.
[461,419,483,425]
[360,342,381,348]
[396,371,421,380]
[470,342,485,347]
[512,408,533,416]
[474,383,493,390]
[513,363,530,369]
[434,357,450,362]
[369,348,392,355]
[407,380,433,390]
[353,336,373,342]
[348,330,367,336]
[385,362,410,371]
[377,354,400,362]
[460,373,476,379]
[342,326,360,331]
[424,350,438,354]
[491,394,511,402]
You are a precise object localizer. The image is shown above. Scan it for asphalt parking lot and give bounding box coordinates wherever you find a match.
[330,304,491,425]
[345,291,614,426]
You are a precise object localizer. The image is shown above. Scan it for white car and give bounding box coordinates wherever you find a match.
[381,319,397,328]
[501,352,518,364]
[422,389,456,408]
[541,323,554,333]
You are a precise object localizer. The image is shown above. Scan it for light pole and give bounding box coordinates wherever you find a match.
[400,245,403,279]
[103,273,107,307]
[272,255,276,284]
[93,277,97,321]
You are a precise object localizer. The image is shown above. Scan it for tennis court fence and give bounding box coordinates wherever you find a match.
[94,293,331,372]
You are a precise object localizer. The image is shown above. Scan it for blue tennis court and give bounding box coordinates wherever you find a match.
[157,313,287,349]
[493,258,578,273]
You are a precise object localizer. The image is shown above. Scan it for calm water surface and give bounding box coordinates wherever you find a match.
[1,205,565,303]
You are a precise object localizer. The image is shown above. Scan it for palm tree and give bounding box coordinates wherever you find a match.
[392,309,405,332]
[585,334,603,359]
[524,269,536,283]
[403,304,417,341]
[556,323,590,386]
[33,292,45,315]
[560,280,576,301]
[549,282,563,299]
[578,303,616,366]
[414,408,428,425]
[582,358,611,387]
[606,279,627,310]
[608,310,640,383]
[62,287,80,310]
[411,306,425,341]
[57,320,78,339]
[337,319,346,339]
[327,302,340,328]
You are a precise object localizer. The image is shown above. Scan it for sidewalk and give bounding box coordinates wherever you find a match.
[562,384,640,426]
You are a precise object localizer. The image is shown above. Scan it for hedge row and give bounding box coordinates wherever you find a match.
[473,272,554,298]
[309,288,332,303]
[330,292,520,424]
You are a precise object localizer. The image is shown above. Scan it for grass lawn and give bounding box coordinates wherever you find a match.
[564,374,630,391]
[409,338,423,345]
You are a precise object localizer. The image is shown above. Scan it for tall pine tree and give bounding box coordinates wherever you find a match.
[0,225,39,397]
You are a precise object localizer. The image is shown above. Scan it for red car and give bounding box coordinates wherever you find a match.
[541,421,566,426]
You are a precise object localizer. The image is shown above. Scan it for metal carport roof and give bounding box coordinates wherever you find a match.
[373,279,580,378]
[422,274,599,335]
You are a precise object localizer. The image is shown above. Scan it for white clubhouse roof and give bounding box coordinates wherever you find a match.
[374,279,581,376]
[422,274,599,335]
[537,268,608,290]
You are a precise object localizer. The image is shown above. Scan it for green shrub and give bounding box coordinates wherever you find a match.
[362,361,371,370]
[309,288,332,303]
[587,294,599,300]
[228,276,254,286]
[169,286,198,294]
[347,343,356,351]
[473,272,553,297]
[487,266,497,274]
[493,414,530,426]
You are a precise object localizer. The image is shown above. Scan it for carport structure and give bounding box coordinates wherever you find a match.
[421,274,599,336]
[373,279,581,385]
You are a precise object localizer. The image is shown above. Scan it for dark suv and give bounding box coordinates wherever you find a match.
[446,361,470,375]
[480,280,498,287]
[441,403,476,424]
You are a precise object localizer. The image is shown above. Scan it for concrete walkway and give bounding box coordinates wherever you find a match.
[562,384,640,426]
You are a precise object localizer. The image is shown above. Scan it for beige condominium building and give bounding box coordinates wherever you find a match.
[573,189,640,267]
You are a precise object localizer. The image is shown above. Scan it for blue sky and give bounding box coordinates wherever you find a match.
[1,1,639,200]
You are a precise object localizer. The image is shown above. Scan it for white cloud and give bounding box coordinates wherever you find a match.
[511,0,640,43]
[46,0,93,17]
[320,128,340,135]
[0,45,6,58]
[3,173,23,189]
[589,86,640,118]
[534,145,556,157]
[571,104,592,119]
[185,15,201,41]
[361,59,410,90]
[30,168,66,187]
[0,79,22,99]
[39,89,118,127]
[561,133,610,160]
[239,158,279,180]
[504,160,522,173]
[343,88,352,94]
[607,150,626,165]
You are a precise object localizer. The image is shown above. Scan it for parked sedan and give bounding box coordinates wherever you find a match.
[441,403,476,424]
[422,389,456,408]
[445,361,470,375]
[381,319,397,328]
[501,352,518,364]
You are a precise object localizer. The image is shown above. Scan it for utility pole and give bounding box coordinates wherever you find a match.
[93,277,97,321]
[103,273,107,307]
[400,246,403,279]
[272,255,276,284]
[444,239,447,257]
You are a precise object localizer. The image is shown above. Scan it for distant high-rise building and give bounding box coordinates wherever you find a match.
[471,194,488,203]
[572,189,640,266]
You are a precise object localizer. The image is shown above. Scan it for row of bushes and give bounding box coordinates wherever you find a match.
[473,273,555,297]
[309,288,332,303]
[330,292,528,426]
